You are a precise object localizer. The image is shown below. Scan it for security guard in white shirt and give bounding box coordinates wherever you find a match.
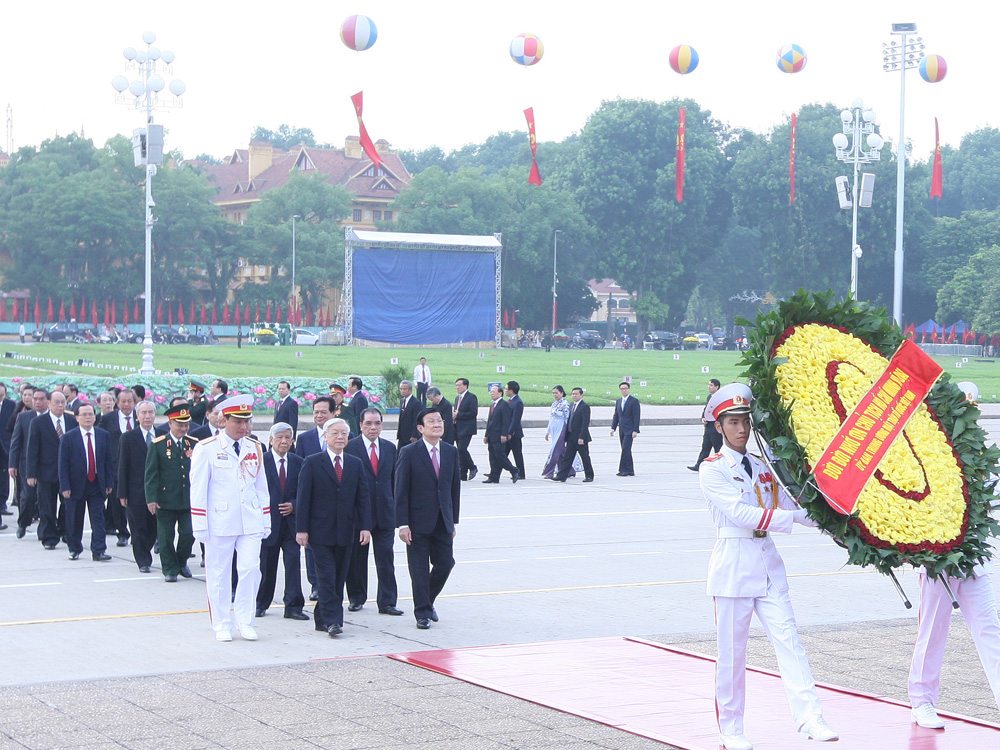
[191,394,271,642]
[699,383,837,750]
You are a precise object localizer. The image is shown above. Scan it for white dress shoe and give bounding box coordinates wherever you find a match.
[215,629,232,642]
[720,733,753,750]
[799,716,838,741]
[911,704,945,729]
[237,623,258,641]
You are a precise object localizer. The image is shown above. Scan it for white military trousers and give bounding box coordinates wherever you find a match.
[205,533,263,633]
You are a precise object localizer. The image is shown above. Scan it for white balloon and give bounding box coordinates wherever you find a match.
[128,80,145,97]
[142,31,156,44]
[136,50,148,63]
[162,50,175,64]
[169,79,186,96]
[148,74,165,92]
[111,75,129,92]
[123,47,137,61]
[148,46,161,60]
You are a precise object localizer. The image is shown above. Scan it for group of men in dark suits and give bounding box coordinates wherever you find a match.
[482,382,522,484]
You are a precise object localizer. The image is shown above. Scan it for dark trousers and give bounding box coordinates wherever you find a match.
[557,439,593,480]
[618,432,635,474]
[696,421,723,466]
[406,514,455,621]
[305,545,316,588]
[17,475,36,531]
[0,463,9,512]
[125,501,158,569]
[257,534,304,612]
[106,485,130,540]
[65,481,107,555]
[156,508,194,576]
[36,480,61,546]
[311,543,351,629]
[455,434,476,478]
[487,437,516,480]
[416,382,428,406]
[347,526,397,609]
[505,434,525,478]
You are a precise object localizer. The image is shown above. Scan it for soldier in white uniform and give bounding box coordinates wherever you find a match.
[908,380,1000,729]
[699,383,837,750]
[191,394,271,642]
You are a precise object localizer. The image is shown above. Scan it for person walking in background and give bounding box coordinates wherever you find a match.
[482,384,518,484]
[58,403,114,562]
[453,378,478,481]
[100,388,137,548]
[117,401,158,573]
[553,388,593,483]
[0,382,16,521]
[413,357,431,406]
[27,390,77,549]
[689,379,723,472]
[274,381,299,437]
[504,381,526,480]
[347,377,368,424]
[426,387,456,445]
[610,381,640,477]
[396,381,420,450]
[9,387,41,539]
[542,386,581,479]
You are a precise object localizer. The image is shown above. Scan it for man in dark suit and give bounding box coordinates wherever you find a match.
[347,377,368,424]
[0,382,17,520]
[58,403,115,561]
[64,384,82,415]
[256,422,307,620]
[426,387,456,445]
[395,408,461,629]
[295,419,371,637]
[99,388,138,546]
[610,381,641,476]
[9,388,42,538]
[274,381,299,437]
[117,401,158,572]
[554,388,594,482]
[294,395,336,602]
[396,380,420,450]
[345,407,401,616]
[27,390,77,548]
[189,397,224,441]
[504,380,526,479]
[453,378,479,481]
[482,383,518,484]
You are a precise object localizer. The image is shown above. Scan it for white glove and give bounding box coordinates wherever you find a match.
[792,509,810,525]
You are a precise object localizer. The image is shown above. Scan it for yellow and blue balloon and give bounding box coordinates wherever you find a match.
[341,14,378,52]
[669,45,699,75]
[920,55,947,83]
[510,34,544,66]
[776,44,807,73]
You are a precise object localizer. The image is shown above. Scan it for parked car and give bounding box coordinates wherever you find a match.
[32,321,96,342]
[552,328,606,349]
[644,330,681,350]
[152,325,190,344]
[294,328,320,346]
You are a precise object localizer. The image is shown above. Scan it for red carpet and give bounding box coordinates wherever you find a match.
[389,636,1000,750]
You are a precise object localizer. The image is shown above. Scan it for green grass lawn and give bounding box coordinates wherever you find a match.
[2,342,996,407]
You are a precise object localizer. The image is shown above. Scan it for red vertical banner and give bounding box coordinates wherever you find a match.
[930,117,943,200]
[789,112,797,205]
[350,91,384,168]
[523,107,542,186]
[675,107,686,202]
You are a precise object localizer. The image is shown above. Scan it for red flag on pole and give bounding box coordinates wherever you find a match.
[12,298,19,322]
[326,304,332,327]
[112,300,117,325]
[91,300,98,329]
[134,300,139,322]
[47,297,53,323]
[350,91,384,169]
[0,299,5,322]
[234,303,241,326]
[59,300,65,320]
[789,113,797,205]
[222,303,230,325]
[317,307,325,328]
[80,296,86,321]
[189,300,195,324]
[70,300,77,320]
[178,302,185,325]
[211,304,217,325]
[104,299,110,326]
[266,301,272,323]
[675,107,686,202]
[34,297,40,326]
[255,302,260,324]
[123,301,129,326]
[200,303,206,325]
[930,117,943,200]
[23,298,29,323]
[245,302,251,324]
[523,107,543,186]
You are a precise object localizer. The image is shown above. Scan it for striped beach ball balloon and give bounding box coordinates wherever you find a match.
[510,33,544,66]
[920,55,947,83]
[669,45,699,75]
[776,44,807,73]
[341,14,378,52]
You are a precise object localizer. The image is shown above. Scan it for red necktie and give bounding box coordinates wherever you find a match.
[490,402,496,418]
[86,432,97,483]
[125,415,132,430]
[370,442,379,475]
[279,457,286,494]
[334,454,343,482]
[431,445,439,478]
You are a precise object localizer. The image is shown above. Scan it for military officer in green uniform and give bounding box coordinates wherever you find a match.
[145,403,198,582]
[330,384,359,437]
[187,378,210,425]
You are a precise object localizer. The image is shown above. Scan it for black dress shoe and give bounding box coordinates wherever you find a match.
[314,619,326,632]
[255,608,267,618]
[429,607,439,622]
[687,465,699,472]
[43,543,57,550]
[164,574,178,582]
[15,527,25,539]
[482,478,499,484]
[468,468,478,481]
[178,565,193,578]
[116,537,129,547]
[416,618,431,629]
[0,509,12,515]
[0,523,6,530]
[284,610,310,620]
[153,542,159,554]
[583,477,594,483]
[379,606,404,616]
[551,477,566,482]
[138,566,151,573]
[347,603,363,612]
[93,553,112,562]
[309,588,318,601]
[68,551,80,560]
[327,624,343,637]
[511,471,520,483]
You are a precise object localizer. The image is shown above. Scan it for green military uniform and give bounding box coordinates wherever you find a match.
[145,428,198,578]
[330,384,359,437]
[188,378,209,425]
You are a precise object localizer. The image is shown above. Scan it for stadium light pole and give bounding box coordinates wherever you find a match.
[111,31,185,375]
[291,214,300,322]
[551,229,561,334]
[883,22,925,326]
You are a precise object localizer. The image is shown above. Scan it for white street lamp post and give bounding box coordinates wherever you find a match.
[291,214,300,323]
[832,99,883,299]
[112,31,185,375]
[551,229,561,334]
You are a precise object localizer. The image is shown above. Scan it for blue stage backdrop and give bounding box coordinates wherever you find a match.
[352,248,496,344]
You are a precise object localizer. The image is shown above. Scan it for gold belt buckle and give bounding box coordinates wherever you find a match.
[753,530,767,539]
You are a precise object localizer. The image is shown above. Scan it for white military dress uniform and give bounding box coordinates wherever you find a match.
[191,396,270,639]
[699,383,835,749]
[908,381,1000,727]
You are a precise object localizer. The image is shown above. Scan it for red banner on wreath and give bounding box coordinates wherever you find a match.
[814,339,943,515]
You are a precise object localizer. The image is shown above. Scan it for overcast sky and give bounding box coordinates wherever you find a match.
[1,1,990,164]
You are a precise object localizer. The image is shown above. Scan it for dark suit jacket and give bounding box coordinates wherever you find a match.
[454,390,479,438]
[262,450,302,546]
[612,395,641,435]
[9,409,36,475]
[274,396,299,435]
[58,426,114,498]
[434,397,457,444]
[295,426,325,458]
[394,440,461,535]
[296,451,371,547]
[65,397,82,415]
[566,400,592,444]
[117,428,153,506]
[27,412,78,483]
[189,424,221,441]
[346,435,396,532]
[349,392,368,423]
[396,395,421,445]
[99,410,137,473]
[507,395,524,439]
[484,398,511,441]
[0,397,16,458]
[154,422,171,437]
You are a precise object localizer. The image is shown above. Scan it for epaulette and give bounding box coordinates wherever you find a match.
[152,434,167,444]
[749,452,763,461]
[185,435,199,444]
[248,435,262,443]
[704,453,723,462]
[199,435,219,445]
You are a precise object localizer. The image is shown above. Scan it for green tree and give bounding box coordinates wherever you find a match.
[936,245,1000,330]
[250,124,317,151]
